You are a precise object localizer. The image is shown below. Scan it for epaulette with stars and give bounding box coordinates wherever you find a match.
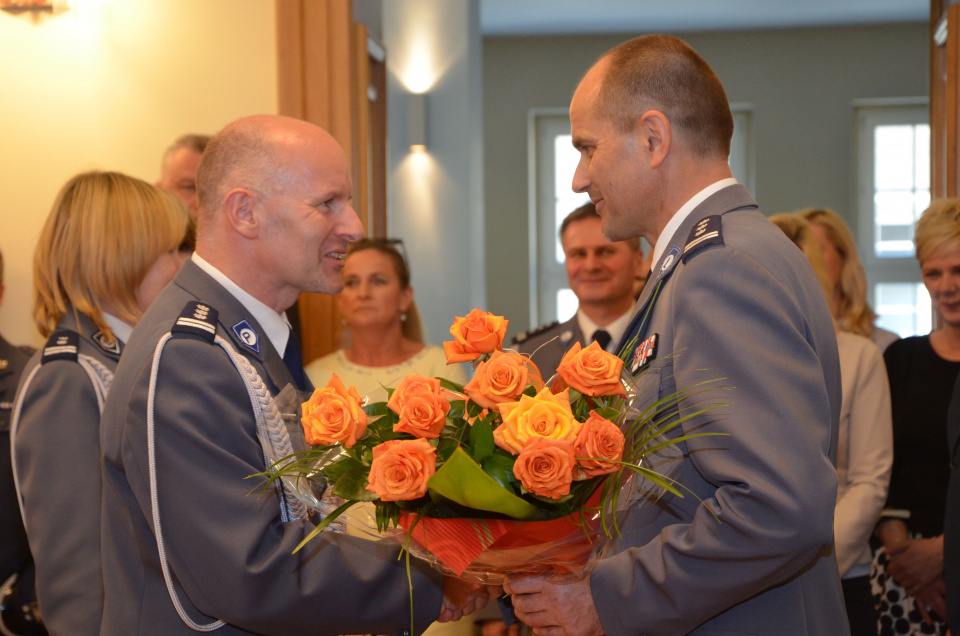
[171,301,219,343]
[511,321,560,345]
[682,215,724,263]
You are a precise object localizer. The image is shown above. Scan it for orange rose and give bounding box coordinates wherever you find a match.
[387,374,451,439]
[513,437,575,499]
[556,341,626,397]
[443,309,508,363]
[464,350,535,411]
[574,411,625,477]
[366,438,437,501]
[301,374,368,448]
[493,388,581,455]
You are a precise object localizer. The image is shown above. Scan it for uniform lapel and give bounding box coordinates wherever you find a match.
[615,184,759,357]
[173,261,298,395]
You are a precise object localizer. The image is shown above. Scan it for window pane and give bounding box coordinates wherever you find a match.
[875,126,916,190]
[557,288,577,323]
[873,123,930,259]
[915,124,930,190]
[874,282,931,337]
[553,134,590,263]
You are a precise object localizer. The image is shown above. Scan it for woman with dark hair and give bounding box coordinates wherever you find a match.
[305,239,467,399]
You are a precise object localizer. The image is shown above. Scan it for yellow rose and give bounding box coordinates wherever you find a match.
[493,388,581,455]
[443,309,508,363]
[556,341,626,397]
[301,374,368,448]
[574,411,625,477]
[513,437,575,500]
[464,350,537,411]
[387,374,451,439]
[366,438,437,501]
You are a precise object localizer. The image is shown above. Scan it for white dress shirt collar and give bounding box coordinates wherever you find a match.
[191,253,291,355]
[650,178,739,270]
[576,307,634,353]
[102,313,133,345]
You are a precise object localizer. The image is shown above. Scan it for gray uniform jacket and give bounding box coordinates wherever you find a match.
[13,310,121,636]
[512,317,583,380]
[99,260,443,636]
[592,185,847,635]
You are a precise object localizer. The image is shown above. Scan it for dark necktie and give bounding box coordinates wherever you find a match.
[282,328,307,391]
[592,329,612,351]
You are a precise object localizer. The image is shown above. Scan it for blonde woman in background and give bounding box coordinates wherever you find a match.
[770,213,892,636]
[305,238,467,399]
[799,207,899,352]
[10,171,187,636]
[873,199,960,635]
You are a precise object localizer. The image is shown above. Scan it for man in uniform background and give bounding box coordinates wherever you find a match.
[513,202,643,378]
[156,133,210,222]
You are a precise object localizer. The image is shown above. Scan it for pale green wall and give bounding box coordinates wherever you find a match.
[484,24,929,339]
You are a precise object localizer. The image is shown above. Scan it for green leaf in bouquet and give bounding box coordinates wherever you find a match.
[363,401,390,417]
[593,405,621,422]
[522,385,538,398]
[447,399,466,419]
[439,377,466,393]
[322,456,364,483]
[374,500,401,532]
[465,399,484,419]
[427,447,542,520]
[332,466,378,502]
[468,417,495,463]
[481,453,516,491]
[434,435,460,464]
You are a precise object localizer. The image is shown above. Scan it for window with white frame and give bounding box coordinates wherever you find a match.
[529,106,754,327]
[855,99,930,337]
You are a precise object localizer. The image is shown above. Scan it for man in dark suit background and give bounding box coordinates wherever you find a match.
[505,35,846,635]
[0,248,31,586]
[99,115,488,635]
[513,202,643,378]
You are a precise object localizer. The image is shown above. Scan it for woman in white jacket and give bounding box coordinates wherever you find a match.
[771,213,893,636]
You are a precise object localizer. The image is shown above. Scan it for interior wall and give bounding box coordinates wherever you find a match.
[383,0,486,345]
[0,0,277,347]
[484,23,929,340]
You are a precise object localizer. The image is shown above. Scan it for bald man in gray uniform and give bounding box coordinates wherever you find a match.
[100,115,488,636]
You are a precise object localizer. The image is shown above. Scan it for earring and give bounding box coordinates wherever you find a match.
[401,313,408,322]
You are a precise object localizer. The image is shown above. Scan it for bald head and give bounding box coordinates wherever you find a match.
[196,115,344,231]
[193,115,361,311]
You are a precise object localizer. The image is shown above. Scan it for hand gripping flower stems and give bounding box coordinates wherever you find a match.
[254,309,729,588]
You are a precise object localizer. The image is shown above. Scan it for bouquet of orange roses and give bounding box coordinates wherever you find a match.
[257,309,725,584]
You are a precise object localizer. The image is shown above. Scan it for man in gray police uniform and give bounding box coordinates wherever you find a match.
[513,202,643,379]
[505,35,847,635]
[99,115,488,635]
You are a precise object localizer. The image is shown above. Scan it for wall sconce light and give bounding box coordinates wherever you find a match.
[0,0,53,13]
[408,92,427,152]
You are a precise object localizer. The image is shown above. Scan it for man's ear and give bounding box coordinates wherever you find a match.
[638,110,672,169]
[223,188,259,240]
